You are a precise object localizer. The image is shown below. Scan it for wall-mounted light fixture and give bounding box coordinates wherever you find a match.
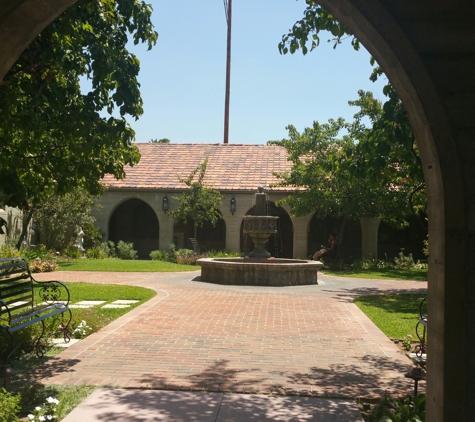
[230,196,236,215]
[163,195,169,214]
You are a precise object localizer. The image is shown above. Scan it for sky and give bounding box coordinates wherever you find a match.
[122,0,387,144]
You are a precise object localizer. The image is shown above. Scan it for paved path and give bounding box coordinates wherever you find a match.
[33,270,426,400]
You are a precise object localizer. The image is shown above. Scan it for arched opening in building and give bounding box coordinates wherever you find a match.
[173,213,226,252]
[378,217,428,261]
[108,198,159,259]
[240,202,293,258]
[307,215,361,261]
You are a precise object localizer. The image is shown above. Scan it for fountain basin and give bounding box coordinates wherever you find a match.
[198,258,323,287]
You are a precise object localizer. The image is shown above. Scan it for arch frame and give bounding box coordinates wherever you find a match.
[316,1,469,419]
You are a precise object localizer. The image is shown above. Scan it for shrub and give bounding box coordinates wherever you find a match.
[0,388,21,422]
[116,241,138,260]
[63,245,83,259]
[20,245,56,262]
[86,241,114,259]
[372,390,426,421]
[83,222,103,249]
[0,244,20,259]
[27,396,60,422]
[29,258,58,273]
[149,250,170,261]
[328,259,345,271]
[176,253,203,265]
[394,249,416,269]
[207,249,242,258]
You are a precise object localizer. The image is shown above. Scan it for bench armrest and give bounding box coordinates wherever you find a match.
[33,279,71,306]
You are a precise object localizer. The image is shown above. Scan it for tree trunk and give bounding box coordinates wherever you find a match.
[337,216,347,257]
[194,224,198,240]
[15,208,35,250]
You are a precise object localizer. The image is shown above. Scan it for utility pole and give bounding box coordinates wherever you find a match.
[223,0,232,144]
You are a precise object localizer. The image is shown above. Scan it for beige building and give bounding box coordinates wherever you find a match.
[94,143,381,260]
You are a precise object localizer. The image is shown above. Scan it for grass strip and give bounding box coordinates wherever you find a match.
[354,293,427,339]
[58,258,198,272]
[324,268,427,281]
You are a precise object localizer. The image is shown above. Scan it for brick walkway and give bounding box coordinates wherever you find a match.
[33,271,427,399]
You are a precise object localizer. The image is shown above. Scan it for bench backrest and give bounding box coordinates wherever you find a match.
[0,257,34,321]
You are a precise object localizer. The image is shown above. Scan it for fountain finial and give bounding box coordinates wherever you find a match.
[258,185,264,193]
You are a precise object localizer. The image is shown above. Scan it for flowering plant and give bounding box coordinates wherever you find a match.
[72,320,92,339]
[28,396,60,421]
[402,334,413,351]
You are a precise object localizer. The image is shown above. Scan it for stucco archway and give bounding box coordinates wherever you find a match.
[1,1,475,418]
[240,202,293,258]
[109,198,159,259]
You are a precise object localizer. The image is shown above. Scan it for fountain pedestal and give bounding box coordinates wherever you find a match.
[243,215,279,258]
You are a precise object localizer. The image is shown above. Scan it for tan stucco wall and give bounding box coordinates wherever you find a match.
[93,190,311,258]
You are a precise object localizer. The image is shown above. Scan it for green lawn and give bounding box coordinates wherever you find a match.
[323,267,427,281]
[58,258,198,272]
[33,282,157,335]
[354,293,427,339]
[6,283,156,420]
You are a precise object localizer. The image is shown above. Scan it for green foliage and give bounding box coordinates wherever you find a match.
[171,158,224,240]
[394,250,416,269]
[63,246,83,259]
[0,0,157,208]
[86,241,114,259]
[149,250,170,261]
[19,245,56,262]
[0,388,21,422]
[374,391,426,421]
[116,241,138,260]
[82,222,103,250]
[26,396,60,422]
[0,244,20,259]
[279,4,427,228]
[34,187,98,251]
[207,250,243,258]
[402,334,414,351]
[149,138,171,143]
[270,105,415,227]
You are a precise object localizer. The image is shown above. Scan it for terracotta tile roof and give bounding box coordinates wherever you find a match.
[102,143,293,192]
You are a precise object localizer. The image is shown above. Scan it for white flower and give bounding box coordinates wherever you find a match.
[47,416,53,420]
[39,417,45,421]
[28,415,35,420]
[36,406,42,411]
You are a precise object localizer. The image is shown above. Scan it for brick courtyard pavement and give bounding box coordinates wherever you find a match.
[33,270,427,399]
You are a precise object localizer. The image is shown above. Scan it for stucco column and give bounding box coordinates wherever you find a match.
[158,214,174,251]
[360,217,381,260]
[223,194,248,253]
[292,214,313,259]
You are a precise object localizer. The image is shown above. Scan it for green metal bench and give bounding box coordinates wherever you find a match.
[0,257,72,364]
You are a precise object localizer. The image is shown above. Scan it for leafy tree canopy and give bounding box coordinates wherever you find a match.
[279,0,424,193]
[270,91,424,229]
[0,0,158,209]
[34,186,98,251]
[171,158,224,240]
[149,138,171,143]
[278,1,427,227]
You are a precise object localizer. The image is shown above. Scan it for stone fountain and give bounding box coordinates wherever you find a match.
[198,186,322,286]
[242,185,279,258]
